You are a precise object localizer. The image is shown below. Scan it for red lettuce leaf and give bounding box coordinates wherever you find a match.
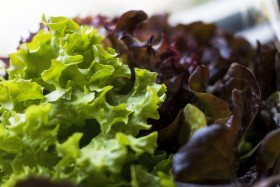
[254,43,278,99]
[188,65,231,120]
[157,110,188,153]
[213,63,261,144]
[172,124,238,184]
[256,128,280,178]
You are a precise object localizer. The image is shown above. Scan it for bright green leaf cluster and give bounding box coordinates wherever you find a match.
[0,15,175,187]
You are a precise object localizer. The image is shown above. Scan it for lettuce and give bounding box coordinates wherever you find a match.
[0,15,175,187]
[79,10,264,186]
[2,10,278,187]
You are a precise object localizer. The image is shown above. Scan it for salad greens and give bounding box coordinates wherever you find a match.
[0,15,175,187]
[72,10,280,186]
[1,9,280,187]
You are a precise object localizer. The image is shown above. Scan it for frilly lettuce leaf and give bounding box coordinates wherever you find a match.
[0,15,170,187]
[53,132,158,186]
[0,79,44,110]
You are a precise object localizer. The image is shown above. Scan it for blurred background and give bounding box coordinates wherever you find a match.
[0,0,279,56]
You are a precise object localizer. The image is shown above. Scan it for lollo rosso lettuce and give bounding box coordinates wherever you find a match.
[0,15,177,187]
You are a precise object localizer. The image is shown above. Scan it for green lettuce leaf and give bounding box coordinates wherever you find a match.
[183,103,207,138]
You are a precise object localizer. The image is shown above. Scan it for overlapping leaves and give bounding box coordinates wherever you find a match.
[0,15,174,187]
[72,10,278,187]
[1,10,280,187]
